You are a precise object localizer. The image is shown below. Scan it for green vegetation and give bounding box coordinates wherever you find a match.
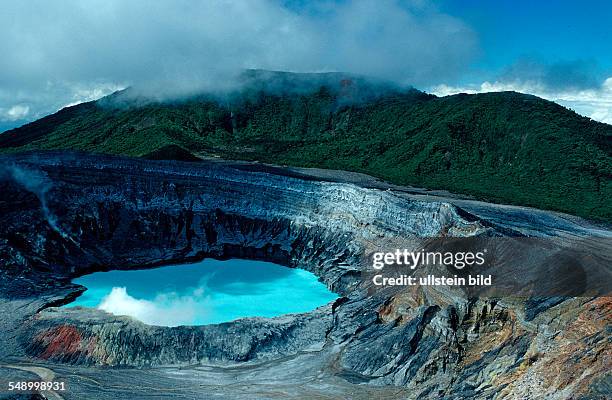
[1,75,611,221]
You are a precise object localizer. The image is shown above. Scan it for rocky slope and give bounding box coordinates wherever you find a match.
[0,152,610,399]
[1,70,611,221]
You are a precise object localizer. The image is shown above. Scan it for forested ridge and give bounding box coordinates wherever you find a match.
[1,71,610,221]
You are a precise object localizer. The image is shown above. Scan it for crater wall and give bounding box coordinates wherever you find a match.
[0,152,609,399]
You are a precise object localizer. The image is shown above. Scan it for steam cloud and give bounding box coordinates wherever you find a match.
[76,260,338,327]
[99,287,207,327]
[1,164,69,237]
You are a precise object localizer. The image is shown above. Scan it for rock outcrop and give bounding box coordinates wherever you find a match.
[0,152,610,399]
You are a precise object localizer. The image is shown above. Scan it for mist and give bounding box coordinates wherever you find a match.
[0,164,69,237]
[98,287,206,327]
[0,0,477,123]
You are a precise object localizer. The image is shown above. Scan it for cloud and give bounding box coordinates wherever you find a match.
[1,105,30,121]
[0,81,124,126]
[0,0,477,124]
[498,59,602,91]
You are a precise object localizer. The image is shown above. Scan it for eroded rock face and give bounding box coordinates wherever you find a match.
[0,152,610,399]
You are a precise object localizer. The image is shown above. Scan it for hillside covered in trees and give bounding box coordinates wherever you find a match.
[1,71,611,221]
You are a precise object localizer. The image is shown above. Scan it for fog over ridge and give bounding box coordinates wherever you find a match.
[2,0,611,127]
[0,0,476,125]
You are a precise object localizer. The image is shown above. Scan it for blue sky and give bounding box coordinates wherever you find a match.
[1,0,611,128]
[443,0,611,76]
[431,0,612,122]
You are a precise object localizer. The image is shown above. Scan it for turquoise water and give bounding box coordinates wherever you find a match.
[66,259,337,327]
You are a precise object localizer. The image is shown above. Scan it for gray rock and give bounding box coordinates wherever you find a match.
[0,152,610,399]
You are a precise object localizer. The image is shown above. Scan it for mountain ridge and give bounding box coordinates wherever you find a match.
[1,71,611,221]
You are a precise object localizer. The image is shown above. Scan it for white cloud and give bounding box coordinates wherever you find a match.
[1,104,30,121]
[589,107,612,124]
[61,82,126,108]
[430,77,612,124]
[0,81,124,126]
[0,0,477,122]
